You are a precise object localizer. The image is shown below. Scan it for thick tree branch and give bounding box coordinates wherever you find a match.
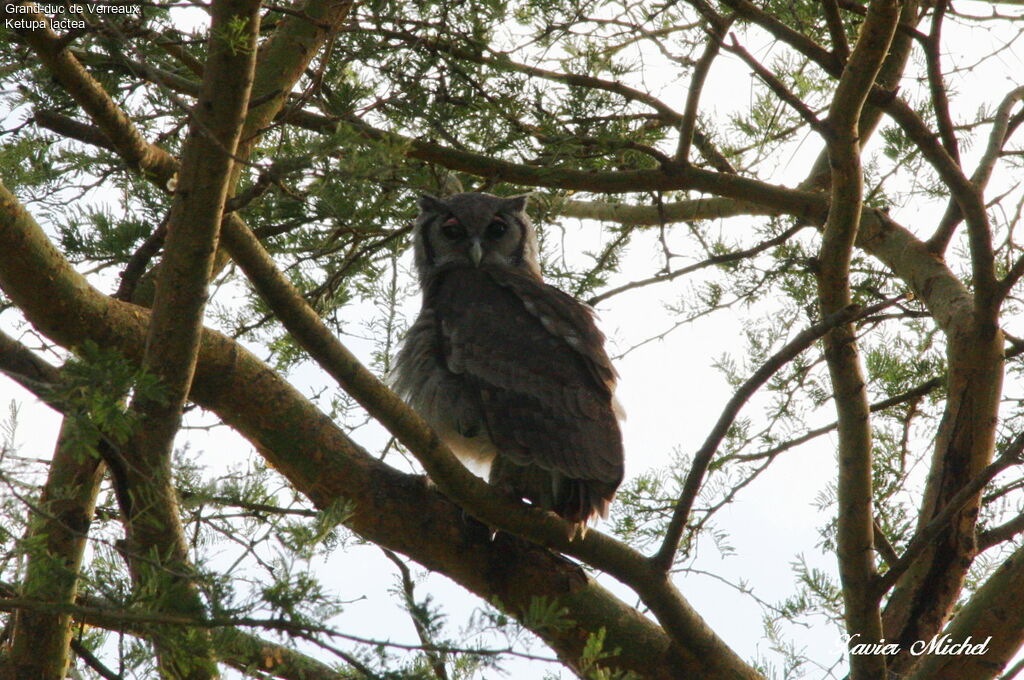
[881,327,1005,673]
[877,95,1020,673]
[0,329,61,389]
[978,512,1024,551]
[17,0,356,310]
[114,1,261,677]
[6,420,105,680]
[817,2,900,677]
[0,181,762,680]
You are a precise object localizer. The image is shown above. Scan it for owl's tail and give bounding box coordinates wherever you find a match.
[489,457,617,539]
[555,478,617,539]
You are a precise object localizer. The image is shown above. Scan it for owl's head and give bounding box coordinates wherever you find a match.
[413,192,541,283]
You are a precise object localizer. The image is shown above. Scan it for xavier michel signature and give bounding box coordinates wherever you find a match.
[844,633,992,657]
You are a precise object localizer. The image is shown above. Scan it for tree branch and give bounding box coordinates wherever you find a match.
[113,1,261,676]
[715,0,842,73]
[0,329,61,390]
[820,0,851,64]
[382,549,450,680]
[0,179,763,680]
[817,2,901,676]
[904,540,1024,680]
[6,419,105,679]
[651,301,870,571]
[971,86,1024,193]
[925,1,961,164]
[876,432,1024,596]
[675,21,730,162]
[723,34,827,134]
[977,512,1024,551]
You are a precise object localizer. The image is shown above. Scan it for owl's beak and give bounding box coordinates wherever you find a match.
[469,238,483,267]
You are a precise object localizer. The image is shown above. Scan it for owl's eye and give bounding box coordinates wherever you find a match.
[440,219,465,240]
[485,219,508,239]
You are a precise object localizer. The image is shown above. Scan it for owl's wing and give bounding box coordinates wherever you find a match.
[431,267,623,484]
[490,268,618,394]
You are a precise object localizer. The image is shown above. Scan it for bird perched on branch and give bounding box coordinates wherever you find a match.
[391,192,624,537]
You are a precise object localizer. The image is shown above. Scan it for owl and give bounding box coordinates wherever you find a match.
[391,192,624,536]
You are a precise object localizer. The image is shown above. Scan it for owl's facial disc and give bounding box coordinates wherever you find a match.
[440,218,466,240]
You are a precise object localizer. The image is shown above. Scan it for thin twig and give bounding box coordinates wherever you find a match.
[588,223,807,306]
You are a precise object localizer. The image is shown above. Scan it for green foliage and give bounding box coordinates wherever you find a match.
[577,627,639,680]
[59,207,154,264]
[276,497,354,559]
[51,341,164,453]
[522,595,574,634]
[216,15,255,56]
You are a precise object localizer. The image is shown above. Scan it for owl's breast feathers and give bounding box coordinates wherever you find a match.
[427,267,623,488]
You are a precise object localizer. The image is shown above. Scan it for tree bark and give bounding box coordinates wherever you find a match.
[816,2,901,677]
[5,421,105,680]
[107,0,261,676]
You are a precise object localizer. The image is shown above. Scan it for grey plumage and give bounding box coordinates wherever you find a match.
[391,192,624,534]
